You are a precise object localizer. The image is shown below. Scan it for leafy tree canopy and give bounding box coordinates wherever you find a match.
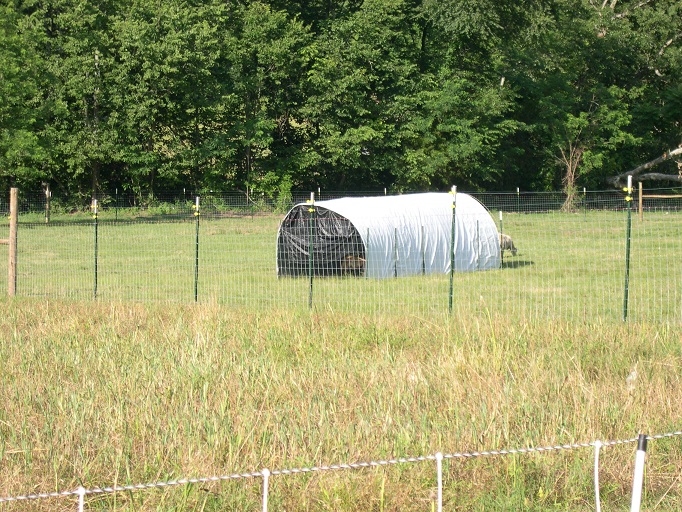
[1,0,680,203]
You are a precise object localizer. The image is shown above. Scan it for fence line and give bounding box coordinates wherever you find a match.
[2,188,682,324]
[3,187,682,218]
[5,194,682,322]
[2,430,681,510]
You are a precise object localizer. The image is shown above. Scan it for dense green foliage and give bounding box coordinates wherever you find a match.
[1,0,681,203]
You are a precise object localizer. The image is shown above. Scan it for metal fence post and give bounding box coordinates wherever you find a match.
[92,199,98,299]
[498,211,504,268]
[448,186,457,314]
[308,192,315,310]
[623,176,633,321]
[194,196,200,302]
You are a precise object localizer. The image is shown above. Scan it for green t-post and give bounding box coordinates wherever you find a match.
[194,196,200,302]
[394,227,398,278]
[308,192,315,310]
[499,211,504,268]
[448,186,457,314]
[366,228,370,279]
[421,225,426,275]
[623,177,633,321]
[93,199,98,299]
[583,187,587,221]
[476,220,480,270]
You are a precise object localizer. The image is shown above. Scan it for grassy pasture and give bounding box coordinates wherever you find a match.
[2,209,680,322]
[0,209,681,510]
[0,301,681,511]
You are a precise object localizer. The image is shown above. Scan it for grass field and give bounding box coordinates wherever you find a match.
[0,301,681,510]
[1,209,680,322]
[0,209,681,510]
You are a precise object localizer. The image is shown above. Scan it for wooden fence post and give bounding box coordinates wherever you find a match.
[8,187,18,296]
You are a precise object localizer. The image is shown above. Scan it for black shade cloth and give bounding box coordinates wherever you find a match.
[277,205,365,277]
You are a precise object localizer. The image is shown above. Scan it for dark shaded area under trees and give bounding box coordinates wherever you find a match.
[1,0,680,208]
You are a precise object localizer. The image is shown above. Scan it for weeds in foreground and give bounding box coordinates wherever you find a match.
[0,299,680,510]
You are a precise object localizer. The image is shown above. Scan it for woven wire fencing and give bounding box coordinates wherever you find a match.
[1,189,681,323]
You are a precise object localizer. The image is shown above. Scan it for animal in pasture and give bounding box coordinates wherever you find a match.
[340,254,366,276]
[499,233,518,256]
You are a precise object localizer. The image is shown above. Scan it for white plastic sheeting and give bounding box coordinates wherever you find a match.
[310,192,500,278]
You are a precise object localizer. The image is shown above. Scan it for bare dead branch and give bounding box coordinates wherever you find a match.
[636,173,682,183]
[656,32,682,74]
[614,0,655,18]
[659,32,682,56]
[607,147,682,186]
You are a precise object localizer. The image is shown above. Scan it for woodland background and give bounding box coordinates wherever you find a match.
[1,0,681,207]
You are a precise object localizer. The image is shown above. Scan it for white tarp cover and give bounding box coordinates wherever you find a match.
[292,192,500,278]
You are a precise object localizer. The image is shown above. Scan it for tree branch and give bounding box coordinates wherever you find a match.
[614,0,654,18]
[607,147,682,187]
[659,33,681,56]
[636,172,682,183]
[655,32,682,76]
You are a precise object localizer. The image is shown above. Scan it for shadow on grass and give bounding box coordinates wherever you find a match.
[501,259,534,269]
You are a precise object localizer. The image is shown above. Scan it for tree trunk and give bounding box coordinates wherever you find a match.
[559,143,584,212]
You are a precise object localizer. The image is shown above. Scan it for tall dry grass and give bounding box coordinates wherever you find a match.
[0,298,681,510]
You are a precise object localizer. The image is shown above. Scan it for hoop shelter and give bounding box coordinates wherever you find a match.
[277,192,500,278]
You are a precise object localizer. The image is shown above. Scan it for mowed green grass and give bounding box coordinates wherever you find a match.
[2,210,680,322]
[0,301,681,511]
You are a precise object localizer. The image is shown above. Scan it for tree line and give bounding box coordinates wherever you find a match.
[1,0,680,207]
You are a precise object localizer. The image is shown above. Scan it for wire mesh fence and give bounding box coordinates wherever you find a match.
[1,188,681,322]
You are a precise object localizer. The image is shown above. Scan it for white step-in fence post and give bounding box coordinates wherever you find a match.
[593,440,602,512]
[436,452,444,512]
[262,468,271,512]
[77,486,85,512]
[630,434,648,512]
